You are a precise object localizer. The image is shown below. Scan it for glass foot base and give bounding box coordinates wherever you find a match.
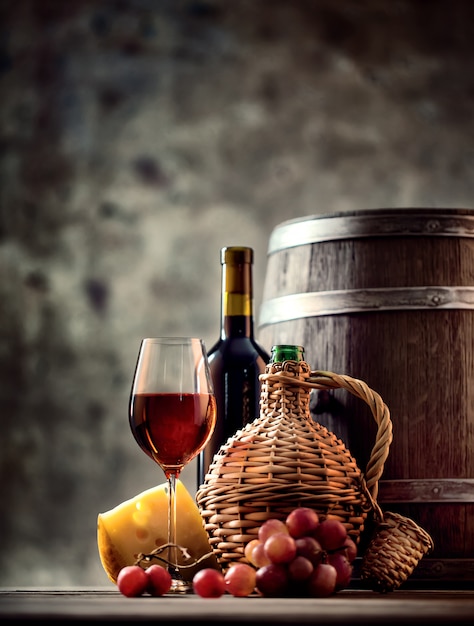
[169,577,193,594]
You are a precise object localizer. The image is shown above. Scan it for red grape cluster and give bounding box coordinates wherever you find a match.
[245,508,357,597]
[191,508,356,599]
[116,508,357,599]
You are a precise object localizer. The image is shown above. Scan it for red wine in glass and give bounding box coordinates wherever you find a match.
[130,392,217,473]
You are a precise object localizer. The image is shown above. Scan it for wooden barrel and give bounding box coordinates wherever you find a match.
[258,208,474,587]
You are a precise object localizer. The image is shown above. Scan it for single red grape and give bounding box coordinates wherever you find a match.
[117,565,149,598]
[145,564,172,596]
[192,568,226,598]
[314,519,348,552]
[295,535,324,566]
[307,563,337,598]
[244,538,261,562]
[327,553,353,590]
[286,507,319,538]
[264,532,297,564]
[258,518,289,543]
[255,563,290,597]
[247,541,272,568]
[288,556,314,582]
[224,563,256,597]
[343,537,358,563]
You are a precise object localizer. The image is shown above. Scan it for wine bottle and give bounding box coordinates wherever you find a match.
[197,246,270,486]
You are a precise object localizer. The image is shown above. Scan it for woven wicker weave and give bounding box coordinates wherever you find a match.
[361,511,434,592]
[196,359,433,592]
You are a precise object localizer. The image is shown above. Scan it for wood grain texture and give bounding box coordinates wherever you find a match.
[1,588,474,623]
[258,210,474,578]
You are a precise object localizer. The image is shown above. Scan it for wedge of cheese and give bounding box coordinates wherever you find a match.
[97,479,220,583]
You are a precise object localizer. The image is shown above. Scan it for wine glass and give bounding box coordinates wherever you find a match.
[129,337,217,593]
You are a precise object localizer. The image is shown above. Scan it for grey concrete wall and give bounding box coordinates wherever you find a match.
[1,0,473,586]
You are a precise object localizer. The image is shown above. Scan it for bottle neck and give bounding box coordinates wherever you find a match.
[221,258,254,339]
[270,345,305,363]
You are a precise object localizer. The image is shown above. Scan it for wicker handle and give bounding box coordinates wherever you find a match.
[269,369,393,503]
[308,370,392,503]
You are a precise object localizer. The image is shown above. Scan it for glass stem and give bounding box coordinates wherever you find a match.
[167,473,178,578]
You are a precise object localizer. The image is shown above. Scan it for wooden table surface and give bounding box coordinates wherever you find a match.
[1,587,474,624]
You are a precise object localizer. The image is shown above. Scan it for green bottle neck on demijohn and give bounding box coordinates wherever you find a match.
[270,344,305,363]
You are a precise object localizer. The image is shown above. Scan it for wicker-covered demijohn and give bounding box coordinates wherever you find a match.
[196,359,434,592]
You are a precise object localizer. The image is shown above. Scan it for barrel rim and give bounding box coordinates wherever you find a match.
[258,287,474,326]
[268,208,474,254]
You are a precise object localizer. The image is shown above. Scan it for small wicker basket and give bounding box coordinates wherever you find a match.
[196,359,434,592]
